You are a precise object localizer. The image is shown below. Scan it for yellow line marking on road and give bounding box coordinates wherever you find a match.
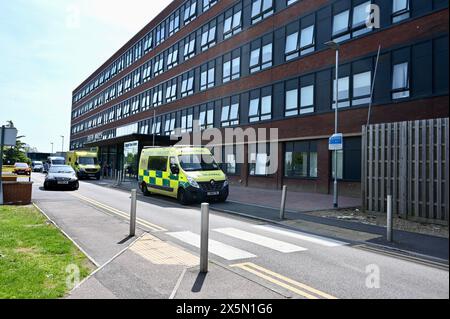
[231,262,337,300]
[71,193,167,232]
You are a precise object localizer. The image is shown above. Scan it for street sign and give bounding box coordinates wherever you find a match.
[0,127,18,146]
[329,133,344,151]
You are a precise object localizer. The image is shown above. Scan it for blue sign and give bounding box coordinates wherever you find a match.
[329,133,344,151]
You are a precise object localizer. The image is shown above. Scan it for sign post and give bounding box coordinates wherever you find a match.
[329,133,343,209]
[0,125,18,205]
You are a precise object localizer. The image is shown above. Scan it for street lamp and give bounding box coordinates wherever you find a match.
[325,40,340,209]
[51,142,54,154]
[60,135,64,153]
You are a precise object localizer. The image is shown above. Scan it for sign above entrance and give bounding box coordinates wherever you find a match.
[329,133,344,151]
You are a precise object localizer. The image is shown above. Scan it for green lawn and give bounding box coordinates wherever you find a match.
[0,205,94,299]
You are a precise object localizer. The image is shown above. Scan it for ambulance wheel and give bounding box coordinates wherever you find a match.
[177,189,189,205]
[141,183,150,196]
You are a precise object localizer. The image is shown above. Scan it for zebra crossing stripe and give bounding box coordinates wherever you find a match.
[167,231,256,261]
[214,228,307,253]
[253,225,347,247]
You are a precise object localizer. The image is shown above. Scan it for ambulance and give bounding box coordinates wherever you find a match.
[138,147,229,205]
[66,150,101,180]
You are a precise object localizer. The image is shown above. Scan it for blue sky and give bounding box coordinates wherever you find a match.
[0,0,171,153]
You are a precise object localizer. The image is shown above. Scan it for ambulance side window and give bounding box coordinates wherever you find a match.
[148,156,168,171]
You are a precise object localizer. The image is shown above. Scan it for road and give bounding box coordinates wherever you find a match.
[31,173,449,299]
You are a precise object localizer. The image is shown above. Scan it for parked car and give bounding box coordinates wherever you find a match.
[31,161,44,172]
[44,165,79,191]
[43,157,65,173]
[13,163,31,176]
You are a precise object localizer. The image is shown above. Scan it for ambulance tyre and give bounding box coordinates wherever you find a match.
[141,183,150,196]
[177,188,189,205]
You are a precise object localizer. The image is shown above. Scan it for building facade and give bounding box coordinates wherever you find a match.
[70,0,449,197]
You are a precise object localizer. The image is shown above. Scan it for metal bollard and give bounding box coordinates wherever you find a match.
[387,195,393,242]
[280,185,287,220]
[200,203,210,273]
[130,189,137,237]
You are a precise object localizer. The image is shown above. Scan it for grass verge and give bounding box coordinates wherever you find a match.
[0,205,95,299]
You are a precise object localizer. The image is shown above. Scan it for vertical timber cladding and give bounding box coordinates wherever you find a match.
[362,118,449,224]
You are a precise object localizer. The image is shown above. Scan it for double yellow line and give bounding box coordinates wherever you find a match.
[72,193,167,232]
[231,262,337,300]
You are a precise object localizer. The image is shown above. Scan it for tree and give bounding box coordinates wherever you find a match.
[2,138,31,165]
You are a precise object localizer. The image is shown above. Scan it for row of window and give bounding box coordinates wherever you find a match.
[71,0,428,122]
[73,0,219,104]
[72,38,422,137]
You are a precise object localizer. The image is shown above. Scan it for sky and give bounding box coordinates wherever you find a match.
[0,0,172,153]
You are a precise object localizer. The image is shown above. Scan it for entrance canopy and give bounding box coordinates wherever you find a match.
[84,134,181,149]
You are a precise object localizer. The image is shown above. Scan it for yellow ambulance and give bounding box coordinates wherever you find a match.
[138,147,229,205]
[66,150,101,180]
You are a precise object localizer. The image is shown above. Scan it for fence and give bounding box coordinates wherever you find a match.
[361,118,449,224]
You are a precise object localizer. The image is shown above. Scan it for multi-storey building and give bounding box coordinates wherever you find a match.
[70,0,449,197]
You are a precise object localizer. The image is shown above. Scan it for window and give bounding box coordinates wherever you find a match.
[154,55,164,76]
[221,100,239,127]
[131,98,140,115]
[168,12,180,36]
[249,93,272,123]
[251,0,274,24]
[181,73,195,97]
[200,65,215,91]
[285,84,315,117]
[332,1,372,43]
[180,112,194,133]
[133,71,141,87]
[199,108,214,130]
[184,37,196,60]
[167,47,179,69]
[285,141,318,178]
[164,116,176,135]
[224,7,242,39]
[392,62,410,99]
[249,143,271,176]
[165,81,177,103]
[155,24,166,45]
[141,91,151,111]
[333,76,350,108]
[184,0,197,24]
[353,71,371,105]
[201,24,216,51]
[250,42,273,73]
[223,57,240,83]
[221,145,241,175]
[148,156,168,171]
[392,0,410,23]
[285,25,315,60]
[203,0,217,11]
[152,87,163,106]
[151,119,161,134]
[331,137,361,181]
[142,62,152,82]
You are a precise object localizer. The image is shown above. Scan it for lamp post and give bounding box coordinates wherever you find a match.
[51,143,54,154]
[60,135,64,153]
[325,40,340,209]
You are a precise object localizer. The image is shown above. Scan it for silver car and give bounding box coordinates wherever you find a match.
[44,165,79,191]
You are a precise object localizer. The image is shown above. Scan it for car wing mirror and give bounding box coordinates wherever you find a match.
[170,164,180,175]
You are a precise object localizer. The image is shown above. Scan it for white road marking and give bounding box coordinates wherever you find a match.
[214,228,307,253]
[253,225,347,247]
[167,231,256,261]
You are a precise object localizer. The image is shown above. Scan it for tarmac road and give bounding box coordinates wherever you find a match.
[31,173,449,299]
